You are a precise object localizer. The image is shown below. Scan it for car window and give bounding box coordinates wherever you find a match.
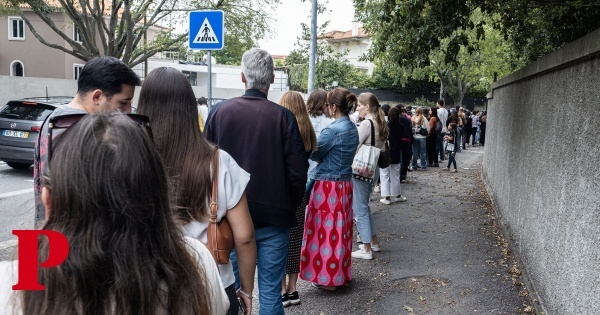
[0,103,55,121]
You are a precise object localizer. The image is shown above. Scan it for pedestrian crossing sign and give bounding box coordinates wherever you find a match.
[189,10,224,50]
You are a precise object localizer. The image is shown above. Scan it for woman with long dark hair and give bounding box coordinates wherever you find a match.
[137,67,256,315]
[379,107,407,204]
[0,113,228,314]
[426,107,440,167]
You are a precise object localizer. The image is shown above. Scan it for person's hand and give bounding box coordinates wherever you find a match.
[237,289,252,315]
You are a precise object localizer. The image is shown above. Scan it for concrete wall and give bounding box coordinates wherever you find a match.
[484,28,600,315]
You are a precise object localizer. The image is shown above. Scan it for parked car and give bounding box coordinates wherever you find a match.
[0,97,72,169]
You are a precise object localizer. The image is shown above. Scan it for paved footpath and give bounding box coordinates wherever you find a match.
[257,145,539,315]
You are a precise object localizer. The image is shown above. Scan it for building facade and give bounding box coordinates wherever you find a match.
[321,20,374,75]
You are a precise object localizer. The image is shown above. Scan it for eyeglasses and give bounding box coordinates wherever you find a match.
[47,113,152,163]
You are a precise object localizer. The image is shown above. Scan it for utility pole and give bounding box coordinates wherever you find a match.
[308,0,317,94]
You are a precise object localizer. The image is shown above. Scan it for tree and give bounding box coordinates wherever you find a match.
[1,0,279,67]
[354,0,600,68]
[390,10,524,105]
[189,33,255,65]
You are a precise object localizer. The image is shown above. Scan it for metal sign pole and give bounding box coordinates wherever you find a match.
[208,50,212,110]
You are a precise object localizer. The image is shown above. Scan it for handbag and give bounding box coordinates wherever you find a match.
[352,120,381,182]
[446,142,455,152]
[368,120,391,169]
[207,148,234,265]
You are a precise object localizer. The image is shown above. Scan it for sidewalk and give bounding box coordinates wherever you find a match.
[278,145,536,315]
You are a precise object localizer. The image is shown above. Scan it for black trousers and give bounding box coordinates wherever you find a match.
[426,136,438,165]
[400,140,412,180]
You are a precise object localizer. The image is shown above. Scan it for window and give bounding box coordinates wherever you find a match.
[73,24,82,43]
[8,17,25,40]
[10,60,24,77]
[73,64,84,80]
[182,71,197,86]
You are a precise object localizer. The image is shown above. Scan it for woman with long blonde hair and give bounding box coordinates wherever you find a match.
[278,91,316,306]
[351,92,389,260]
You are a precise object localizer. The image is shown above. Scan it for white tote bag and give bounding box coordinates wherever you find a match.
[351,144,381,183]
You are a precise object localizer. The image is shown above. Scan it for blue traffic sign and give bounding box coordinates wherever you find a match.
[189,10,224,50]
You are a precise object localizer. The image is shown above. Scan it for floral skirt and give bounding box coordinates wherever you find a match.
[299,179,353,286]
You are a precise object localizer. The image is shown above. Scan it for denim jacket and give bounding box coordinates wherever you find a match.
[308,116,359,181]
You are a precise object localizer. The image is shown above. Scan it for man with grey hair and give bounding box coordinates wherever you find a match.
[205,48,308,315]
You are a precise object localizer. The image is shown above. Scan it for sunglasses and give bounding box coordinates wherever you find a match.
[47,113,152,163]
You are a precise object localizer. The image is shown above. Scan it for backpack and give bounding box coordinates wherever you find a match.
[434,119,442,135]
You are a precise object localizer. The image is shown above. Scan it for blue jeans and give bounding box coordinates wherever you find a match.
[352,178,377,244]
[231,225,290,315]
[411,138,427,169]
[447,151,457,170]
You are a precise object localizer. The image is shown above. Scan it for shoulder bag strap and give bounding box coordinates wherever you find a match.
[368,119,375,146]
[209,148,219,256]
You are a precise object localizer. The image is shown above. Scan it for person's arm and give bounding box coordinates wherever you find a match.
[309,126,335,162]
[225,193,255,315]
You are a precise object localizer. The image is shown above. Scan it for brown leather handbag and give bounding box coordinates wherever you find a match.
[207,148,234,265]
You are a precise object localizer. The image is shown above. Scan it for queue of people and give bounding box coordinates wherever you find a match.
[0,49,489,315]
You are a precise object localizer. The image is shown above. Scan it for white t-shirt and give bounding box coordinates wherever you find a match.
[437,107,448,133]
[198,105,209,125]
[0,237,229,315]
[308,114,334,173]
[182,149,250,288]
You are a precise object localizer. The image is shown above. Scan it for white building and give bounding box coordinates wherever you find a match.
[321,20,375,75]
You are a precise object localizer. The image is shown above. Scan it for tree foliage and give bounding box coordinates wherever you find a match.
[355,0,600,68]
[1,0,279,67]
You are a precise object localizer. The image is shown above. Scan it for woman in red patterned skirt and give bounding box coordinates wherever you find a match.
[300,88,359,290]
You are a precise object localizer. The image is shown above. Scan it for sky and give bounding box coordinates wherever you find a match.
[257,0,357,56]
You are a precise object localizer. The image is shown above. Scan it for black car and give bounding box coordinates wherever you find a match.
[0,97,72,169]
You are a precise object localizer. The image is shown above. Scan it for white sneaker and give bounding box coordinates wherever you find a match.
[379,198,391,205]
[373,185,381,193]
[351,248,373,260]
[395,195,407,202]
[359,243,381,252]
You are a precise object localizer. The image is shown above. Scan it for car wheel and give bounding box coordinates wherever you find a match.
[6,162,32,169]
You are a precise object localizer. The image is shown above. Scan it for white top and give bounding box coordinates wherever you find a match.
[437,107,448,133]
[309,114,334,173]
[182,149,250,288]
[0,237,229,315]
[198,105,209,125]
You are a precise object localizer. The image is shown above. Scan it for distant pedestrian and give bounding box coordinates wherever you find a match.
[398,107,413,183]
[137,67,257,315]
[197,96,208,132]
[436,100,448,161]
[480,111,487,146]
[445,123,458,172]
[205,48,308,315]
[379,107,407,204]
[351,92,388,260]
[426,107,440,167]
[278,91,317,307]
[471,111,480,145]
[411,107,429,170]
[300,87,359,290]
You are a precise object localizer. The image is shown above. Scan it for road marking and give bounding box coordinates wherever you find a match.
[0,239,18,250]
[0,188,34,199]
[24,179,34,182]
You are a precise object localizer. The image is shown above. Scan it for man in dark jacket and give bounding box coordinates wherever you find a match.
[205,48,308,315]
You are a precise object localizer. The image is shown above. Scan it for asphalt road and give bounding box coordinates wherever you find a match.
[0,161,34,261]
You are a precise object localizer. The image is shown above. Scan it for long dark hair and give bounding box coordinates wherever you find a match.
[137,67,213,223]
[388,106,400,125]
[23,114,211,314]
[306,89,328,117]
